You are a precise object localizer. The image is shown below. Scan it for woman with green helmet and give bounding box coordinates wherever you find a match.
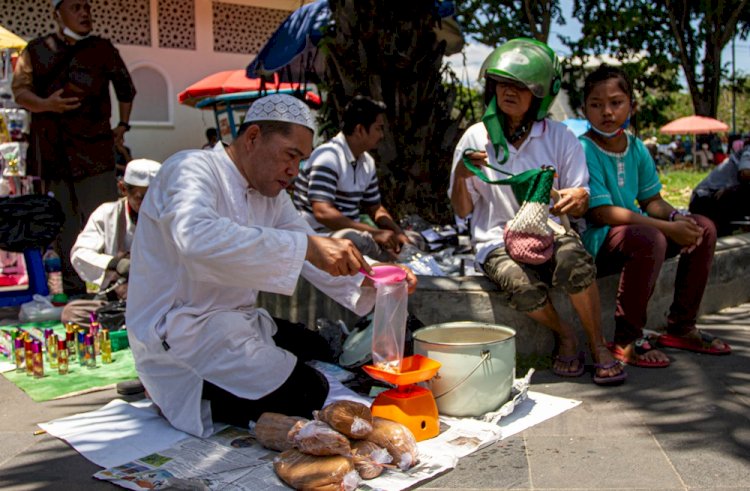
[449,38,626,385]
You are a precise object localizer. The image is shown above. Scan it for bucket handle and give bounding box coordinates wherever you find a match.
[433,350,491,400]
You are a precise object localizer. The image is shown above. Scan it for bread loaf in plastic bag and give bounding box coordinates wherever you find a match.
[289,420,352,456]
[273,449,360,491]
[351,440,393,479]
[254,412,308,452]
[315,400,373,439]
[365,417,418,470]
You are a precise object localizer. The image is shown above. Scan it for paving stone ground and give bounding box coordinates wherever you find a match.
[1,304,748,490]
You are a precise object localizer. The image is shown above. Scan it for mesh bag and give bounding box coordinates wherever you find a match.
[500,167,556,264]
[462,152,557,265]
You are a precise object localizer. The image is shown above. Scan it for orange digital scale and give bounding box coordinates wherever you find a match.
[363,354,441,441]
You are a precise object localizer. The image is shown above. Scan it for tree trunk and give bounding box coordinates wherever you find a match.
[320,0,465,223]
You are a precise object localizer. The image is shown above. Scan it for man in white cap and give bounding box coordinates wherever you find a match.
[62,159,161,331]
[126,94,417,437]
[70,158,161,299]
[12,0,136,295]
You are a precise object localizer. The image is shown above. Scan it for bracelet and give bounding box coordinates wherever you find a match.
[117,121,131,131]
[668,210,681,221]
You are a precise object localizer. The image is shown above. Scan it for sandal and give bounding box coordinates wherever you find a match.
[591,344,627,385]
[593,360,628,386]
[608,338,670,368]
[657,329,731,355]
[552,351,585,377]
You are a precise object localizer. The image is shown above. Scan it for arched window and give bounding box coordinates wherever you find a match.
[129,63,173,126]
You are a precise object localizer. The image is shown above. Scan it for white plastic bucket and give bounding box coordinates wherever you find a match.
[413,322,516,417]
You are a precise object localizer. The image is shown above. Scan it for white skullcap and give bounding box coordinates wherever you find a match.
[124,159,161,187]
[243,94,315,132]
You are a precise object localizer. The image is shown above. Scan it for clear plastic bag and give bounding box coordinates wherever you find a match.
[371,280,408,371]
[19,294,63,322]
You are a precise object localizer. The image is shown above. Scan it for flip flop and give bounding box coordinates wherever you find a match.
[657,329,732,355]
[552,351,585,377]
[607,338,671,368]
[592,360,628,386]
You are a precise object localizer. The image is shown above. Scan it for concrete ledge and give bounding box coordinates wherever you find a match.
[258,233,750,355]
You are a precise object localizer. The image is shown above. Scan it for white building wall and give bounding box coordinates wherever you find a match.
[116,0,300,162]
[2,0,303,162]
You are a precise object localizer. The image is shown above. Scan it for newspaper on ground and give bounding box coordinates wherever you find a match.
[40,368,579,490]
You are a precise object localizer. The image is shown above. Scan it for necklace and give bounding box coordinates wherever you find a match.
[506,123,529,145]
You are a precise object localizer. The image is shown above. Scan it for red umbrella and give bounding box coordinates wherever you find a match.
[660,116,729,165]
[178,70,298,107]
[660,115,729,135]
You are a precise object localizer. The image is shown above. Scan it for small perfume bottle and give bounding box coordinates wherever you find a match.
[14,338,25,373]
[44,329,53,362]
[24,338,34,376]
[48,334,59,369]
[32,341,44,378]
[57,338,69,375]
[66,330,76,357]
[78,331,86,367]
[85,334,96,368]
[90,313,100,357]
[99,329,112,364]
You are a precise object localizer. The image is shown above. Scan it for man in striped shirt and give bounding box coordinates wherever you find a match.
[293,96,411,261]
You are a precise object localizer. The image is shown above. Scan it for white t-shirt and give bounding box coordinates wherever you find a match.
[449,119,590,267]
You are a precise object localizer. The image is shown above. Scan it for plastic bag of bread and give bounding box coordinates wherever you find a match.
[351,440,393,480]
[315,400,373,439]
[273,449,360,491]
[289,420,352,456]
[253,412,309,452]
[365,417,418,470]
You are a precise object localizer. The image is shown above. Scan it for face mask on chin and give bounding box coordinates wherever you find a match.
[62,25,90,41]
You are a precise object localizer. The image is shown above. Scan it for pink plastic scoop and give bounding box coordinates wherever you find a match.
[360,265,407,283]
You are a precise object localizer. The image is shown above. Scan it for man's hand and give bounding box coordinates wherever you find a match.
[114,281,128,301]
[400,264,418,294]
[306,235,372,276]
[112,125,127,147]
[363,263,419,294]
[550,187,588,217]
[45,89,81,113]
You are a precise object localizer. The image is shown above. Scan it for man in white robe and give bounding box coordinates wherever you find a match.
[62,158,160,327]
[70,158,161,296]
[126,94,416,437]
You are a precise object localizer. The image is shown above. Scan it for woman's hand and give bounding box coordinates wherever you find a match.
[456,150,487,179]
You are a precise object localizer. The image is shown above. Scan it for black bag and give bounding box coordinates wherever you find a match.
[0,195,65,252]
[96,300,127,331]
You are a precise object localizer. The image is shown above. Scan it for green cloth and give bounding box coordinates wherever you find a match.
[1,322,137,402]
[579,134,662,256]
[483,95,510,165]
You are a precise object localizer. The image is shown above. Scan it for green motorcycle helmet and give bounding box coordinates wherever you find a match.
[480,38,562,121]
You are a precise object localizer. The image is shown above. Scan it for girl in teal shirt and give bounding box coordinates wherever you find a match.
[580,65,729,368]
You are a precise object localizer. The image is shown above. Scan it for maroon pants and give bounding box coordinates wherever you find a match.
[596,215,717,345]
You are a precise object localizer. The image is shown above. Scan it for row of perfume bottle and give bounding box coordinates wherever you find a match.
[12,327,113,378]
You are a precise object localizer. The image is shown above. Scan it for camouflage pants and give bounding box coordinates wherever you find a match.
[482,230,596,313]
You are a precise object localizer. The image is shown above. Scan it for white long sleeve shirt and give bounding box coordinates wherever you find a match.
[70,198,133,289]
[126,144,375,437]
